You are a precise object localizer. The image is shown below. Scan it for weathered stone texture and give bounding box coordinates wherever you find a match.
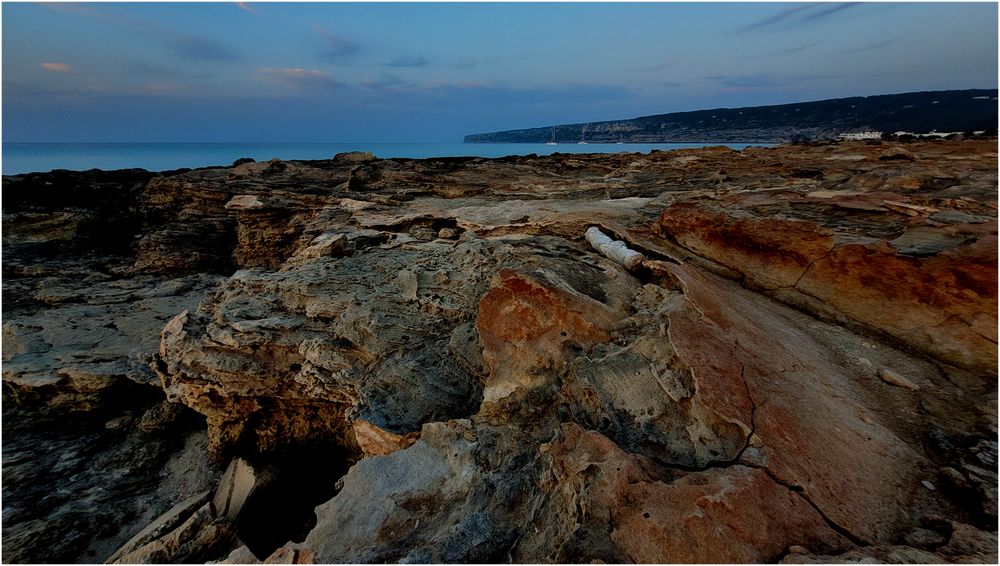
[3,139,996,563]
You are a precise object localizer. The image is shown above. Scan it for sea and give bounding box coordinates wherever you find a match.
[2,142,770,176]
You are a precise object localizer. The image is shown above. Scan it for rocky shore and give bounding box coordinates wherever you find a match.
[3,140,997,563]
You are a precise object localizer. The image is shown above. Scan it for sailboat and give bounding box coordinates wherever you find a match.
[578,127,588,145]
[616,133,624,145]
[546,127,558,145]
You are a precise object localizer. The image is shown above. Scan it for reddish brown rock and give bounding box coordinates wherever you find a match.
[476,269,624,402]
[654,189,997,371]
[658,201,835,289]
[797,236,997,370]
[532,424,847,563]
[664,262,931,544]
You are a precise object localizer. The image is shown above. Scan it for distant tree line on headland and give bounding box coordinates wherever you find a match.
[464,89,998,144]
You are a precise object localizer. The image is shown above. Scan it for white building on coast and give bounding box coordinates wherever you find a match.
[839,131,883,140]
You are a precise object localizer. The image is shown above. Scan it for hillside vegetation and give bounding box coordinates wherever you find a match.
[464,89,998,143]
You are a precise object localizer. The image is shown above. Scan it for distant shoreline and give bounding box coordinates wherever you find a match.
[464,89,998,144]
[2,141,773,176]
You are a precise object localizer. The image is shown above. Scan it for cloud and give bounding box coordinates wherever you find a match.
[41,62,71,72]
[635,60,677,72]
[705,73,831,89]
[315,27,360,60]
[385,54,432,68]
[754,41,822,58]
[360,73,404,88]
[256,67,344,90]
[453,55,502,69]
[121,60,215,80]
[736,4,815,32]
[360,80,632,108]
[737,3,862,32]
[167,34,241,61]
[835,38,901,54]
[801,2,860,22]
[3,78,176,102]
[146,81,183,94]
[43,3,100,17]
[706,74,788,88]
[235,2,260,15]
[43,3,241,61]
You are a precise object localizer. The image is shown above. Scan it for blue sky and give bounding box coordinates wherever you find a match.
[3,2,997,142]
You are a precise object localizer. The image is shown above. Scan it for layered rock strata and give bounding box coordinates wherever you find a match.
[2,140,997,563]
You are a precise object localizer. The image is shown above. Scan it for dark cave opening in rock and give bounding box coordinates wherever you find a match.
[235,441,357,560]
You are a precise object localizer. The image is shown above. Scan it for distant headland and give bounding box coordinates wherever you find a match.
[464,89,998,144]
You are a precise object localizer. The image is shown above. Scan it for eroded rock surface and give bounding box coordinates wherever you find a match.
[3,139,996,563]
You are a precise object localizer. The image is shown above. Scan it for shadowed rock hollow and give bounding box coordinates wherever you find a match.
[2,140,997,563]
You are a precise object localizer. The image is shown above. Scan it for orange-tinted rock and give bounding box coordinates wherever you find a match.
[797,236,997,370]
[655,198,997,371]
[662,283,754,430]
[658,201,835,289]
[352,419,420,457]
[532,424,846,563]
[664,262,930,544]
[476,269,623,402]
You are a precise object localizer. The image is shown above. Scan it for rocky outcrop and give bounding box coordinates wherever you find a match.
[649,172,997,370]
[3,139,996,563]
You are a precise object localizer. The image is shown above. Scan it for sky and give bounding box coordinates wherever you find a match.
[2,1,997,142]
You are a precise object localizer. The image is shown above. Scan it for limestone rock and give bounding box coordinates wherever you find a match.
[476,268,628,402]
[213,458,257,520]
[4,139,997,563]
[531,424,847,563]
[651,171,997,371]
[333,151,376,163]
[351,419,420,457]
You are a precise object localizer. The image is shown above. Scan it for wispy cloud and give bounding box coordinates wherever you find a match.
[453,55,502,69]
[256,67,343,90]
[385,54,432,68]
[706,74,788,88]
[3,80,109,102]
[41,62,71,72]
[43,2,241,60]
[360,72,404,88]
[359,80,631,108]
[122,60,214,80]
[737,4,815,32]
[4,77,184,101]
[754,41,822,58]
[834,37,901,54]
[43,3,100,17]
[801,2,860,22]
[705,73,832,89]
[635,60,677,72]
[737,3,862,32]
[315,27,360,60]
[235,2,260,15]
[168,34,241,61]
[146,81,183,94]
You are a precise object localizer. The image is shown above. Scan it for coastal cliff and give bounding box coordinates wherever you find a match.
[464,89,999,143]
[3,140,997,563]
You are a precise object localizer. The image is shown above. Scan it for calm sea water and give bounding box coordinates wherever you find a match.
[2,142,769,175]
